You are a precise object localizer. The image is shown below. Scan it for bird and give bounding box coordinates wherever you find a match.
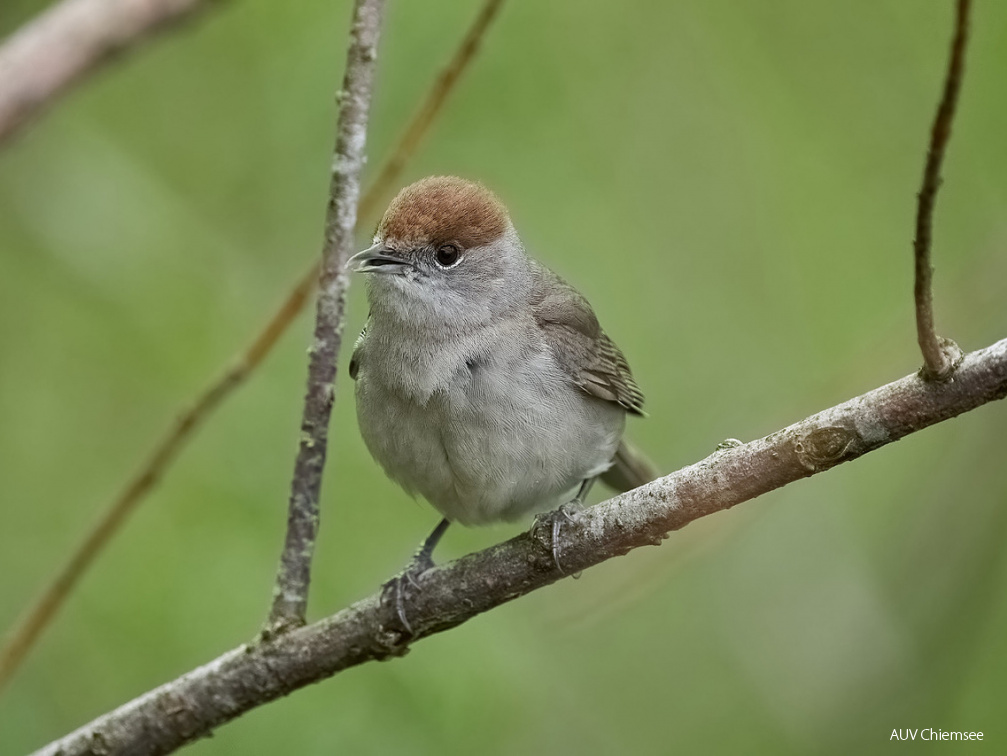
[348,176,654,628]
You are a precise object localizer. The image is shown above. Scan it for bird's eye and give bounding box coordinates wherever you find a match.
[434,244,461,268]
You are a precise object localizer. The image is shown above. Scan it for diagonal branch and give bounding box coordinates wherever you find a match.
[0,0,229,146]
[33,338,1007,756]
[912,0,971,380]
[0,0,506,695]
[265,0,385,634]
[364,0,505,200]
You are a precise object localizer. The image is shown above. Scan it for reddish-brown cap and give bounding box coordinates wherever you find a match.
[377,176,509,249]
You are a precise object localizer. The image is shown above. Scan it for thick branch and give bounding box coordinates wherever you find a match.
[35,338,1007,756]
[0,0,227,145]
[0,0,506,695]
[266,0,385,633]
[912,0,970,380]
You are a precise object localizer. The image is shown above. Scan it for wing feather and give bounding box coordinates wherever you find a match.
[530,263,645,415]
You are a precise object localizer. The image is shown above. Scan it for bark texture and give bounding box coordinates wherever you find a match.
[913,0,970,379]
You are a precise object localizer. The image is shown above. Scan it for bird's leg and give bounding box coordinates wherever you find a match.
[566,476,596,516]
[405,517,450,586]
[384,518,450,635]
[537,476,596,575]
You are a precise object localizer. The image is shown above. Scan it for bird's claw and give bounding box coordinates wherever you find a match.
[535,501,582,575]
[403,552,434,590]
[383,552,435,635]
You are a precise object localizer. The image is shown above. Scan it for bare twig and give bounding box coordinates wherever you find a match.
[265,0,385,634]
[0,0,506,694]
[0,0,228,145]
[913,0,971,380]
[34,338,1007,756]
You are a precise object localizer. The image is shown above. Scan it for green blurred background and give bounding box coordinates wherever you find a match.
[2,0,1006,753]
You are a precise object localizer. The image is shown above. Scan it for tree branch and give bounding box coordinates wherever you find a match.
[0,0,506,694]
[0,0,228,146]
[33,338,1007,756]
[912,0,971,380]
[265,0,385,634]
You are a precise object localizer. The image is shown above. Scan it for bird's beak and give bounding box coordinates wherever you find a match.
[348,244,411,274]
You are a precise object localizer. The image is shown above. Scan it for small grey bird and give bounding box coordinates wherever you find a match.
[349,176,654,607]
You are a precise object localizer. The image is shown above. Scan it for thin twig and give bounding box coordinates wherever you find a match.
[0,0,229,146]
[0,0,505,694]
[33,338,1007,756]
[265,0,385,633]
[913,0,971,380]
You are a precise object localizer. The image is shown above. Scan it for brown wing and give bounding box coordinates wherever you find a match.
[530,263,645,415]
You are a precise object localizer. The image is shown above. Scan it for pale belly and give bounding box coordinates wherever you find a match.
[355,349,625,526]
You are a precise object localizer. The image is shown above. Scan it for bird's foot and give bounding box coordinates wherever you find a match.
[534,501,582,575]
[381,518,450,636]
[382,550,435,636]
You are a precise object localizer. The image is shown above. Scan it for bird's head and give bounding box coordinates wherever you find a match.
[350,176,529,328]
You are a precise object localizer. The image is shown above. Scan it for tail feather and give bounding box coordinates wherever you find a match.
[600,439,658,493]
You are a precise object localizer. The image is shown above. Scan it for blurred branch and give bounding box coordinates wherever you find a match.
[0,0,228,146]
[912,0,971,380]
[365,0,505,201]
[35,338,1007,756]
[0,0,506,692]
[266,0,385,634]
